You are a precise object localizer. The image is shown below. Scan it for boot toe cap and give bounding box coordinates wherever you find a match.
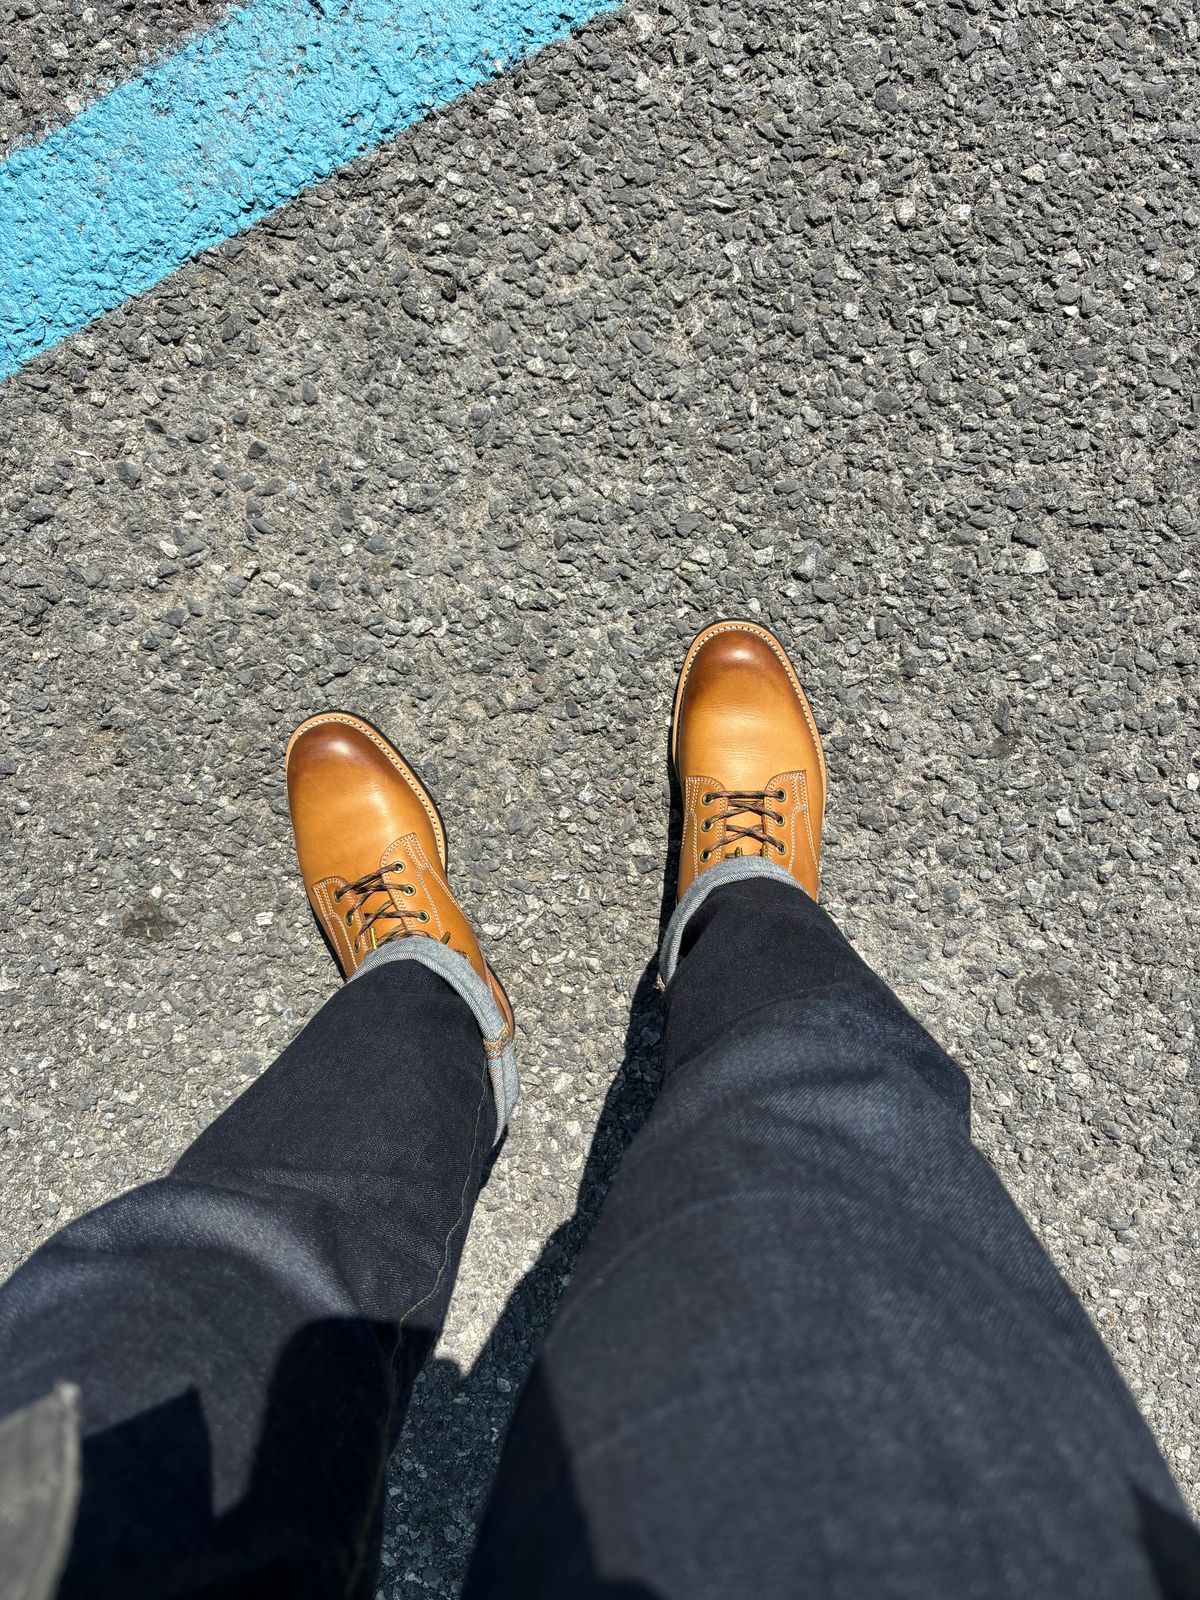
[286,714,446,881]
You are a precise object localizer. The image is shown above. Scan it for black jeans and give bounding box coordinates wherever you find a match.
[0,880,1193,1598]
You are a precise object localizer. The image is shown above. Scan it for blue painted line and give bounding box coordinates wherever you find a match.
[0,0,617,380]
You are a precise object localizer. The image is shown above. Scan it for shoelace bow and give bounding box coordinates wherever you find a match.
[699,788,788,862]
[334,865,450,954]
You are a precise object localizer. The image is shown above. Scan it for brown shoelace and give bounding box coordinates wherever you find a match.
[699,788,787,863]
[334,863,446,954]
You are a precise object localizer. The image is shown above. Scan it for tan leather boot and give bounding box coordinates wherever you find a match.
[285,711,514,1047]
[671,620,827,901]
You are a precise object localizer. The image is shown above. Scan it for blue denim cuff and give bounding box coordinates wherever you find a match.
[351,939,517,1146]
[659,856,810,987]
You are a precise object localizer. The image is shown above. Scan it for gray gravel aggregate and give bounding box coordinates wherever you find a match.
[1,0,1198,1591]
[0,0,222,147]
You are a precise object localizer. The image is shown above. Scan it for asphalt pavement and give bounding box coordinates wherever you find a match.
[1,0,1197,1590]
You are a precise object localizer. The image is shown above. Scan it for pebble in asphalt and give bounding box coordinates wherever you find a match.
[1,0,1197,1591]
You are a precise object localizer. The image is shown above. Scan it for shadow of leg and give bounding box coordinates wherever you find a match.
[386,961,664,1591]
[384,755,683,1593]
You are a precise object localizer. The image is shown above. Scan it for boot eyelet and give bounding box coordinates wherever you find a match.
[774,788,786,801]
[401,885,416,896]
[419,912,430,923]
[699,848,711,863]
[344,910,353,925]
[701,793,714,806]
[701,819,712,832]
[775,840,786,854]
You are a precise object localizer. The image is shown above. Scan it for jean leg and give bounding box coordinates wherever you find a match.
[0,959,491,1600]
[467,877,1193,1600]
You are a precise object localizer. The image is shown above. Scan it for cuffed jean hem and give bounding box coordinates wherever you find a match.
[352,939,518,1145]
[659,857,810,987]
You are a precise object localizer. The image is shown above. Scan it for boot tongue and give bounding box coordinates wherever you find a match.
[718,794,775,861]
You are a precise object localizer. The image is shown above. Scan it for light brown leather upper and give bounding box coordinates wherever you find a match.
[285,713,513,1041]
[672,621,826,901]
